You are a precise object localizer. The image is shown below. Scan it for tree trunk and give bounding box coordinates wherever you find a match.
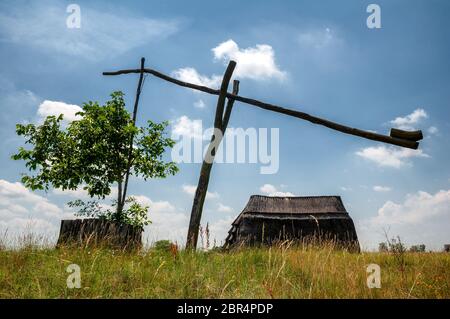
[117,179,123,219]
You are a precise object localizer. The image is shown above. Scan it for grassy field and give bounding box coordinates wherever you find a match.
[0,240,449,299]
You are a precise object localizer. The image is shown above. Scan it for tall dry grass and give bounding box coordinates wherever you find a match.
[0,236,449,299]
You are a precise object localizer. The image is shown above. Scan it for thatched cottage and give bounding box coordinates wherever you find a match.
[224,195,359,250]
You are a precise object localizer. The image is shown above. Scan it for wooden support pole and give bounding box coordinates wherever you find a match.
[121,57,146,211]
[222,80,240,130]
[103,67,421,150]
[185,62,238,250]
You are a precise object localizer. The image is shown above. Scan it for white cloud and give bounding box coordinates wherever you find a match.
[132,194,188,244]
[270,191,296,197]
[38,100,82,122]
[373,185,391,192]
[427,126,438,135]
[0,179,71,240]
[356,145,429,168]
[260,183,277,194]
[372,190,450,225]
[0,79,40,115]
[182,184,219,199]
[294,26,347,70]
[297,27,342,49]
[390,108,427,130]
[171,116,204,140]
[172,67,222,88]
[0,179,190,246]
[0,3,179,61]
[260,183,295,197]
[0,179,46,204]
[194,99,206,109]
[206,216,235,246]
[33,200,62,219]
[0,78,40,141]
[172,39,285,89]
[357,189,450,251]
[212,39,286,81]
[0,218,57,236]
[133,195,175,212]
[217,203,233,213]
[53,186,118,200]
[340,186,352,192]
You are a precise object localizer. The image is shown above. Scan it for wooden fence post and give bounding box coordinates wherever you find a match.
[186,61,238,250]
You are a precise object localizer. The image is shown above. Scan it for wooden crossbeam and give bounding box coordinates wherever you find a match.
[103,66,421,150]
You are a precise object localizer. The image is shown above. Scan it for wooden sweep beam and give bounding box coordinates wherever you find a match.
[390,128,423,142]
[103,67,420,150]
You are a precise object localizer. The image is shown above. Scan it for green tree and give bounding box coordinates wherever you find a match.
[409,244,426,252]
[12,91,178,227]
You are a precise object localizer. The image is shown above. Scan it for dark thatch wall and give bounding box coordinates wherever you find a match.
[236,214,359,249]
[225,195,360,251]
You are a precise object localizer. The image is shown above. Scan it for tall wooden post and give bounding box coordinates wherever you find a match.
[186,61,238,250]
[121,57,145,212]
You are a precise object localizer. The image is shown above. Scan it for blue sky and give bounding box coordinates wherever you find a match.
[0,0,449,250]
